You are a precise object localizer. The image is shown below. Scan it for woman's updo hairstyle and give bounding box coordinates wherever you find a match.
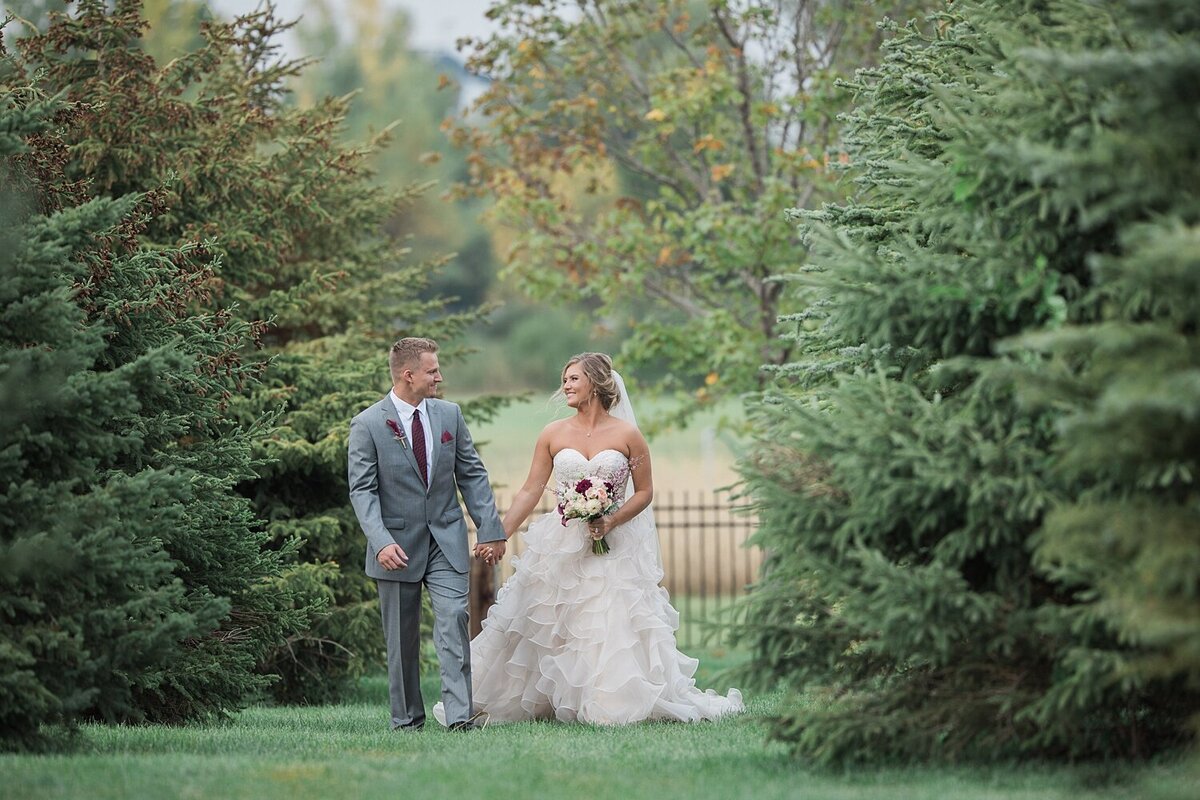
[561,352,619,411]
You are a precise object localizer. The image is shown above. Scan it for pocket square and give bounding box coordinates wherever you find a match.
[441,430,454,444]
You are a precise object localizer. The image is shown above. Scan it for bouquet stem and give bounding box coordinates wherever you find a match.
[591,536,610,555]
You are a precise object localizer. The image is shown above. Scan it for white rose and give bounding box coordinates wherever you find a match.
[586,499,603,515]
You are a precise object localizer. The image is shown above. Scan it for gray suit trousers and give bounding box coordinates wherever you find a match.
[377,541,472,729]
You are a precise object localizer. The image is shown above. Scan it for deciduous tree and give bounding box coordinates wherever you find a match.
[452,0,931,423]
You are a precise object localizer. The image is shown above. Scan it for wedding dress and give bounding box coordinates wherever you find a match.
[434,446,744,726]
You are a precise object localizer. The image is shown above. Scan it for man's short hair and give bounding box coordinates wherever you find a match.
[389,337,439,383]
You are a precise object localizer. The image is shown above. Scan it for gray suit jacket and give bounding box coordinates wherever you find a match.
[348,395,505,581]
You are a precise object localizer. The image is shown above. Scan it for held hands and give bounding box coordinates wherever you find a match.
[474,540,507,566]
[377,543,408,571]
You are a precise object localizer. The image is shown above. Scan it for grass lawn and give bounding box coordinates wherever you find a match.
[3,650,1194,800]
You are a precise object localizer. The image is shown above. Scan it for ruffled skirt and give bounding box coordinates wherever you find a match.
[435,508,744,726]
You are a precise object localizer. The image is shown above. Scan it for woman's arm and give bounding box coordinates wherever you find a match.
[501,425,557,538]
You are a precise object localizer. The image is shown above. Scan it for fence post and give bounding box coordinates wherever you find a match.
[469,556,495,637]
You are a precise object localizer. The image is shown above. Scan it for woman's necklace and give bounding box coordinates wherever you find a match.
[578,415,601,437]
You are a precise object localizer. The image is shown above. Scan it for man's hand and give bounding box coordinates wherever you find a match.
[377,543,408,571]
[474,540,507,566]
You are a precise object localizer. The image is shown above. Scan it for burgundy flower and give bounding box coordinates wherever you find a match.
[385,419,408,448]
[575,478,592,493]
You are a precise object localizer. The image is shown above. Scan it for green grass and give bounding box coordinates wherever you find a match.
[671,594,743,651]
[4,654,1195,800]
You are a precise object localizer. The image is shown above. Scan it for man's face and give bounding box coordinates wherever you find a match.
[407,352,443,399]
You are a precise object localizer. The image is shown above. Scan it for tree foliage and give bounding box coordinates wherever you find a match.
[1000,0,1200,743]
[290,0,499,312]
[0,72,314,749]
[3,0,506,709]
[735,0,1200,763]
[452,0,934,423]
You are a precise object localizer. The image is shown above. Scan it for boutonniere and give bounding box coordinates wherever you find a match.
[441,430,454,444]
[385,419,409,449]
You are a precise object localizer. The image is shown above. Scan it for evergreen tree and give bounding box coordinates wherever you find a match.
[0,77,313,748]
[7,1,508,701]
[736,0,1199,763]
[1001,0,1200,747]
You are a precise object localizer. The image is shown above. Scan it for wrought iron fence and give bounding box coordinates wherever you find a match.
[468,491,760,649]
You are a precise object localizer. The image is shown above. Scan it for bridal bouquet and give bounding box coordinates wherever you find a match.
[556,475,619,555]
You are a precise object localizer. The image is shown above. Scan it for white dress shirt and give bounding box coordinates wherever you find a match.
[390,391,433,485]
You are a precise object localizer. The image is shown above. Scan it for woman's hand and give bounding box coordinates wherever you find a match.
[474,540,507,565]
[587,515,615,541]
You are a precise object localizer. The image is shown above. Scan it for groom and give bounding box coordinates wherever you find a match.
[348,337,507,731]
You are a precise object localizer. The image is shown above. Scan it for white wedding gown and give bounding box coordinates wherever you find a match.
[434,448,744,726]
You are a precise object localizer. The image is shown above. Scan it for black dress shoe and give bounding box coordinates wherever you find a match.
[394,721,425,732]
[447,711,490,731]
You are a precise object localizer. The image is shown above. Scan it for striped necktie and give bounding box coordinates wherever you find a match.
[411,408,428,486]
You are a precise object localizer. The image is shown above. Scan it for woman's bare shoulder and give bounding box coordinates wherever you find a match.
[608,416,641,436]
[541,418,573,436]
[536,418,573,447]
[608,417,647,451]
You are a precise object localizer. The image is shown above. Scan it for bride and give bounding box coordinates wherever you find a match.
[434,352,743,726]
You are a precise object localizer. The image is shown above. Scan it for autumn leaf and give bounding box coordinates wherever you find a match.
[657,246,673,266]
[693,135,725,153]
[644,108,667,122]
[705,372,719,386]
[436,73,453,90]
[710,163,734,182]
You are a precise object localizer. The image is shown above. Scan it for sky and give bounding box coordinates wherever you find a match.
[207,0,499,58]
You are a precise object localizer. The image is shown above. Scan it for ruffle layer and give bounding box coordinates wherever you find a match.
[435,509,744,726]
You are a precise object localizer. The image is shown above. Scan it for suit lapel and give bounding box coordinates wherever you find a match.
[427,400,443,478]
[378,396,426,492]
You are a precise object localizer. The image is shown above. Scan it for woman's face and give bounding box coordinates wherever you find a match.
[561,363,593,408]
